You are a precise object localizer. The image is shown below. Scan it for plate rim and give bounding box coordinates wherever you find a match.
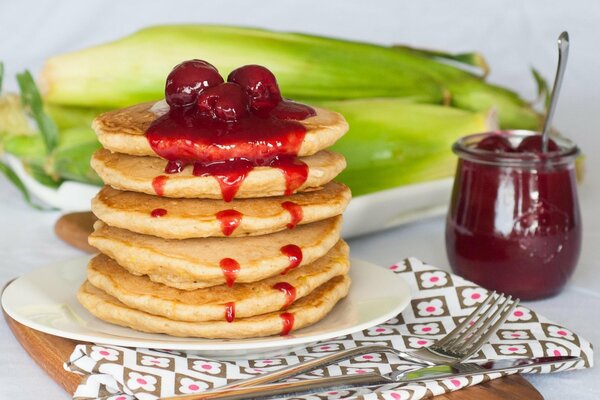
[2,256,411,351]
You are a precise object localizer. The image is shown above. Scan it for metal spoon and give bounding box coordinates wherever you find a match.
[541,31,570,152]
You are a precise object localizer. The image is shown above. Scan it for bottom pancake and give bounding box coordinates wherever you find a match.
[86,241,349,322]
[77,275,351,339]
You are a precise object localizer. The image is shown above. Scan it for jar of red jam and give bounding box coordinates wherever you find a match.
[445,131,581,300]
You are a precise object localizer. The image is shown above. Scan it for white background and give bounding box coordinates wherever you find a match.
[1,0,599,398]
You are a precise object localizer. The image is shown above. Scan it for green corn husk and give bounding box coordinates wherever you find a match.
[40,25,541,129]
[321,99,493,195]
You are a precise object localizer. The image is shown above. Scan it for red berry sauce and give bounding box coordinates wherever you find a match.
[279,312,295,336]
[281,201,303,229]
[280,245,303,275]
[224,302,236,323]
[150,208,167,218]
[215,209,243,236]
[151,175,169,196]
[219,258,240,287]
[273,282,297,309]
[146,61,315,202]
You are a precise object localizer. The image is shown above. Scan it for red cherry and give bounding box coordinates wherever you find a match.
[227,65,282,111]
[196,82,249,122]
[476,134,514,152]
[165,60,224,108]
[516,135,560,153]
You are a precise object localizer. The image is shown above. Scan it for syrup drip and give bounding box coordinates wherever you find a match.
[270,156,308,196]
[215,209,243,236]
[220,258,240,287]
[193,159,254,202]
[146,99,314,202]
[280,245,303,275]
[150,208,167,218]
[224,302,235,323]
[281,201,303,229]
[273,282,297,309]
[279,312,295,336]
[151,175,168,196]
[165,160,185,174]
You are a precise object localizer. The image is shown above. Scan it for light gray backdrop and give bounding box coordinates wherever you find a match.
[1,1,599,399]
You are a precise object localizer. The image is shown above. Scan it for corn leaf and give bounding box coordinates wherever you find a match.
[0,161,44,209]
[40,25,540,129]
[392,45,490,77]
[16,70,59,153]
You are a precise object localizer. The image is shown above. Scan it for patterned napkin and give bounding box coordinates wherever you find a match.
[65,258,593,400]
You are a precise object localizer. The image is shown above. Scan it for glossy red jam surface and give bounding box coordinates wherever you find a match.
[279,312,295,336]
[446,132,581,300]
[280,244,303,275]
[150,208,167,218]
[273,282,297,309]
[224,302,235,323]
[215,209,243,236]
[281,201,303,229]
[146,61,315,202]
[219,258,240,288]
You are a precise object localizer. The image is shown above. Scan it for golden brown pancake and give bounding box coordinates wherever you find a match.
[78,274,351,338]
[86,243,349,322]
[89,220,344,289]
[91,148,346,199]
[93,100,348,158]
[91,183,350,239]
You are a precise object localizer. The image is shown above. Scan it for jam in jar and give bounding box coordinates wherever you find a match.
[445,131,581,300]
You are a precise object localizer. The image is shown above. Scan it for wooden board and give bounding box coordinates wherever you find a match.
[1,213,544,399]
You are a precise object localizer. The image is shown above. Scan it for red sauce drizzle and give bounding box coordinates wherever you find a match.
[150,208,167,218]
[151,175,168,196]
[220,258,240,287]
[224,302,235,323]
[273,282,297,309]
[281,201,303,229]
[146,100,315,202]
[279,312,295,336]
[165,160,185,174]
[280,245,303,275]
[215,209,243,236]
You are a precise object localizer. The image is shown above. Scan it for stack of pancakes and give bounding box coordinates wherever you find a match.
[77,100,352,338]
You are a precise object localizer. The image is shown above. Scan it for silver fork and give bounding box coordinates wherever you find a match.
[207,291,519,392]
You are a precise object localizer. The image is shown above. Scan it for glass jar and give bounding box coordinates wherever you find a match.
[445,131,581,300]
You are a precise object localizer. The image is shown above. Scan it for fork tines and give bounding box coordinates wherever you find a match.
[432,292,519,360]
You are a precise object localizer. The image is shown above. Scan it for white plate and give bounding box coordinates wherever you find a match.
[6,154,451,238]
[2,256,411,359]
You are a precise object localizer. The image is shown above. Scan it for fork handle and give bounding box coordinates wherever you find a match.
[214,345,394,390]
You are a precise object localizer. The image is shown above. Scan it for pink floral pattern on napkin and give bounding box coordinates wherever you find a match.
[65,258,593,400]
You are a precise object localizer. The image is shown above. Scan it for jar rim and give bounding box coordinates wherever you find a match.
[453,130,580,167]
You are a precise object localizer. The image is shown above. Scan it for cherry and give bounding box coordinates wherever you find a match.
[476,134,514,152]
[165,60,224,108]
[196,82,249,122]
[516,135,560,153]
[228,65,282,111]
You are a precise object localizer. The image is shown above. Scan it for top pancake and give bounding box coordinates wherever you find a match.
[93,100,349,158]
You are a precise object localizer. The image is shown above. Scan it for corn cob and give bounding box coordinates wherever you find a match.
[321,99,493,195]
[40,25,540,129]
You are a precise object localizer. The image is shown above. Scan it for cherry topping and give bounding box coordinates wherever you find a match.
[228,65,282,112]
[476,134,514,152]
[165,60,224,108]
[197,82,249,122]
[516,135,560,153]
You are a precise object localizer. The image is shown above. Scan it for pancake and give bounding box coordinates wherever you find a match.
[91,183,350,239]
[86,242,349,322]
[91,148,346,199]
[78,274,350,339]
[89,219,344,289]
[93,100,348,158]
